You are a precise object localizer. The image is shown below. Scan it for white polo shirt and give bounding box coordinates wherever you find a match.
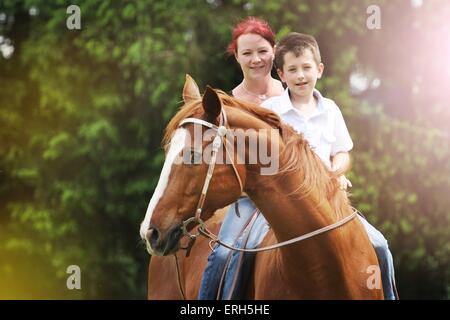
[261,88,353,169]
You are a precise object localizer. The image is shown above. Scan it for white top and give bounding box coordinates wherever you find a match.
[261,88,353,169]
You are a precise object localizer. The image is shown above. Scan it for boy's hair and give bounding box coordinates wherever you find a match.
[275,32,322,70]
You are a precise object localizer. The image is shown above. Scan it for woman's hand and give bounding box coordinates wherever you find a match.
[337,174,352,190]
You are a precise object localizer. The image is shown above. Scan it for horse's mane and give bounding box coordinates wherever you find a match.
[163,90,350,220]
[162,90,282,150]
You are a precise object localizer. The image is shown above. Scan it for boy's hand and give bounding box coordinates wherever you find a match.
[338,175,352,190]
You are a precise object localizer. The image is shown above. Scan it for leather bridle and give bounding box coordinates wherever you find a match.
[177,108,243,256]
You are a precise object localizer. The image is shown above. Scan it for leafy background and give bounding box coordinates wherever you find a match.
[0,0,449,299]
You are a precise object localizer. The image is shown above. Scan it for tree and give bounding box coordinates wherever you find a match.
[1,0,448,299]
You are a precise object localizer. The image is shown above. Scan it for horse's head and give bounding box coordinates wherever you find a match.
[140,75,263,256]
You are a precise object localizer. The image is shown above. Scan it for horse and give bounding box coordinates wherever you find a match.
[140,75,384,299]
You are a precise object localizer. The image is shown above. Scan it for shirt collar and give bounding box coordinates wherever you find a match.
[274,88,327,116]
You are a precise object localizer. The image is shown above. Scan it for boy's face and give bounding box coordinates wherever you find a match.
[277,49,324,100]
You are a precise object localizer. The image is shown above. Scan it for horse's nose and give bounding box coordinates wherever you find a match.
[145,226,159,249]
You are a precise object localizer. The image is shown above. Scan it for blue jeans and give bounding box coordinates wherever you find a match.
[357,215,398,300]
[198,199,398,300]
[198,197,269,300]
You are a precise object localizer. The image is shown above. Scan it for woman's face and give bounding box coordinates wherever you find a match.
[235,33,274,81]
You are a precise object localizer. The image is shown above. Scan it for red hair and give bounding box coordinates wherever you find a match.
[227,17,275,56]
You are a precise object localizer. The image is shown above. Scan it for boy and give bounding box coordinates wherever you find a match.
[262,32,352,189]
[261,32,398,300]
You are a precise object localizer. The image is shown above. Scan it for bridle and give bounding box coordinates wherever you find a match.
[177,108,243,256]
[173,105,357,299]
[180,108,244,221]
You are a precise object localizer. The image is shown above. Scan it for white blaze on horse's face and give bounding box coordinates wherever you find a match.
[139,128,187,241]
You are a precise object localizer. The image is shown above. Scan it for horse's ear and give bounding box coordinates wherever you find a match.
[202,86,222,121]
[183,74,201,103]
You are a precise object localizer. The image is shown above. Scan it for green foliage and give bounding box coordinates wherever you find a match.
[0,0,448,299]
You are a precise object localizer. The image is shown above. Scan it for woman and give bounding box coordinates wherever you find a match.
[198,17,283,300]
[228,17,284,103]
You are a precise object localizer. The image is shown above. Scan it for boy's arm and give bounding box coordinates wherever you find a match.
[331,152,353,190]
[331,151,351,176]
[330,103,353,189]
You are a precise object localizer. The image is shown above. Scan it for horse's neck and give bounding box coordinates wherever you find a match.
[229,108,347,265]
[248,176,333,233]
[246,170,343,267]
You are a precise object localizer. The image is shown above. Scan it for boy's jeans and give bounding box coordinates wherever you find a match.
[357,214,398,300]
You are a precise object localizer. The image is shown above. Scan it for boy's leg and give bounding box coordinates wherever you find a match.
[357,215,398,300]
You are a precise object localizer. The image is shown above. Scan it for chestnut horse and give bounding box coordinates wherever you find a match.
[140,75,384,299]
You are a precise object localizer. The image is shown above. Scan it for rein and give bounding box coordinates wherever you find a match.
[198,208,358,253]
[174,253,187,300]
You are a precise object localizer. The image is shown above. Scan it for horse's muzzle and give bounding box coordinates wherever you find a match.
[145,223,182,256]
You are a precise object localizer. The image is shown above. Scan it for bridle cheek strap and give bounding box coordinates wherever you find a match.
[178,108,243,221]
